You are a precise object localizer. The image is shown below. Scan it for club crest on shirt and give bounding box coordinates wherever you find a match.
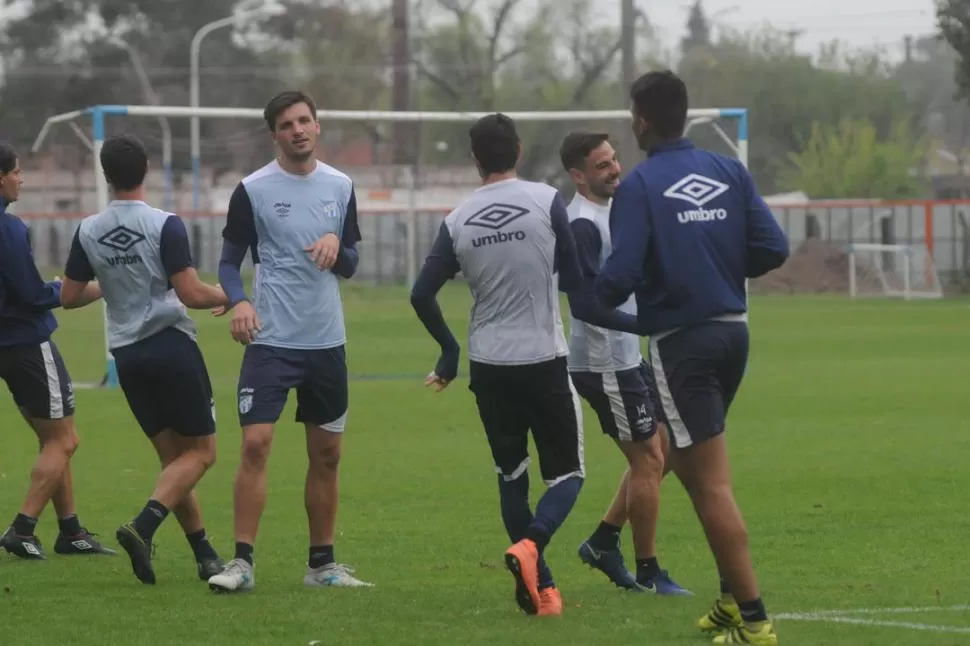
[321,201,339,218]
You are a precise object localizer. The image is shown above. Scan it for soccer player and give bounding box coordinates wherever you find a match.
[558,131,690,596]
[60,134,228,585]
[410,113,585,617]
[207,90,369,593]
[595,71,789,644]
[0,141,114,560]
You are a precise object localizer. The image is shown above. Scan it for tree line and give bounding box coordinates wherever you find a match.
[3,0,970,198]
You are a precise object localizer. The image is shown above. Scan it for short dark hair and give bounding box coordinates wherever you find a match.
[629,70,689,139]
[264,90,317,132]
[469,113,520,175]
[559,132,610,171]
[100,134,148,191]
[0,142,17,174]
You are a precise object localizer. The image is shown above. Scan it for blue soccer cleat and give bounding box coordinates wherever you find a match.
[578,540,639,590]
[637,569,694,596]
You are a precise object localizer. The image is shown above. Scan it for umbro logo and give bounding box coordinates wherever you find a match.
[663,173,729,207]
[466,203,529,230]
[97,225,145,252]
[274,201,291,217]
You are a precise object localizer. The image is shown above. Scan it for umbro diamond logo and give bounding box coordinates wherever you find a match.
[663,174,729,207]
[466,203,529,230]
[97,225,146,252]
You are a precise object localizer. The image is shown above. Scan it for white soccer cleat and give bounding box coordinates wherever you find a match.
[303,563,374,588]
[207,558,255,593]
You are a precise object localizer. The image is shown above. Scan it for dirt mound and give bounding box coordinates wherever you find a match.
[750,238,882,294]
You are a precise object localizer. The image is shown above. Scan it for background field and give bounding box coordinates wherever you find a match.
[1,282,969,646]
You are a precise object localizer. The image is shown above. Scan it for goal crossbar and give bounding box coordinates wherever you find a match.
[31,104,749,388]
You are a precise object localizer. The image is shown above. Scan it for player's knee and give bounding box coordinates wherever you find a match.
[684,478,735,513]
[66,433,79,457]
[196,442,217,471]
[310,444,341,473]
[41,421,79,457]
[240,430,273,468]
[622,438,664,477]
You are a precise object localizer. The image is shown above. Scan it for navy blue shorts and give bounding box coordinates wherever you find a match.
[112,327,215,438]
[0,340,75,420]
[647,321,749,450]
[237,344,348,430]
[570,360,659,443]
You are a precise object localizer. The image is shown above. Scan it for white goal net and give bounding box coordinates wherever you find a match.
[848,243,943,300]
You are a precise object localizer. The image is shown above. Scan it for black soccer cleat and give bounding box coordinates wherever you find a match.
[54,529,117,556]
[0,527,45,560]
[115,522,156,584]
[197,556,226,582]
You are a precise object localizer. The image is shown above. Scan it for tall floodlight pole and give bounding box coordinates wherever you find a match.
[189,3,285,213]
[190,15,237,214]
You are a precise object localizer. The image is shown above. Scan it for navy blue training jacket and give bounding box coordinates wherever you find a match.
[595,139,789,335]
[0,198,61,347]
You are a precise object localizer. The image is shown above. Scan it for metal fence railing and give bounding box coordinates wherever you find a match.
[17,200,970,288]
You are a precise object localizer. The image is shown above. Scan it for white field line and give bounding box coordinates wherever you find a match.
[776,605,970,635]
[777,604,970,618]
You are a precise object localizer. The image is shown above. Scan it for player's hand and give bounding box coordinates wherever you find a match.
[424,371,452,393]
[230,300,261,345]
[210,284,229,316]
[305,233,340,270]
[425,347,459,392]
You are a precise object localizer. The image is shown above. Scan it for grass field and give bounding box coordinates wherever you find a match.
[1,282,969,646]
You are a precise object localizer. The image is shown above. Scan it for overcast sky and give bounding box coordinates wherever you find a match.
[645,0,936,60]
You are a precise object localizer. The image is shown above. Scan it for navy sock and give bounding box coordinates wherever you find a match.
[636,556,660,581]
[133,499,169,541]
[235,541,254,566]
[13,513,38,537]
[498,472,532,540]
[58,514,83,536]
[720,576,731,594]
[496,473,554,588]
[739,598,768,624]
[186,529,218,561]
[527,476,583,551]
[308,545,334,569]
[588,521,621,551]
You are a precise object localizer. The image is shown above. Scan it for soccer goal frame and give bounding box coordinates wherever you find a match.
[847,242,943,300]
[32,104,748,388]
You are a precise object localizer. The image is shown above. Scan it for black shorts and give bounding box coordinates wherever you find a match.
[468,356,584,486]
[237,344,348,430]
[570,360,659,442]
[0,340,75,420]
[112,327,216,438]
[647,321,749,449]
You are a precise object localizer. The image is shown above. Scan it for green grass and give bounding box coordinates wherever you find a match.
[2,283,969,645]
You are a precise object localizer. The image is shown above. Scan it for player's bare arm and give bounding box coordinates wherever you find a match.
[168,267,228,310]
[59,278,102,310]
